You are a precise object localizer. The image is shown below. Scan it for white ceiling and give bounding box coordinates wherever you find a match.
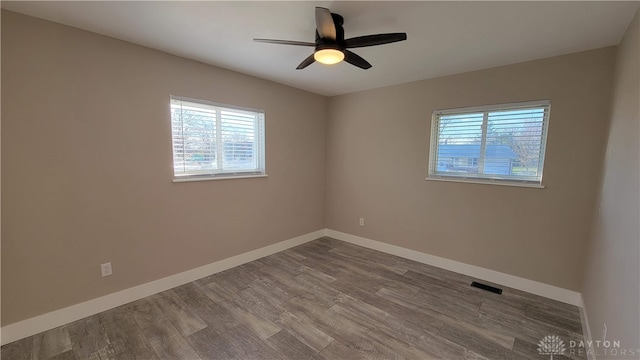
[3,1,639,96]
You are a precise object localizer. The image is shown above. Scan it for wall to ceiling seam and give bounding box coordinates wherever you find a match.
[1,7,635,341]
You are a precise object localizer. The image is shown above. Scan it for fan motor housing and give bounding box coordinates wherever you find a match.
[315,40,346,53]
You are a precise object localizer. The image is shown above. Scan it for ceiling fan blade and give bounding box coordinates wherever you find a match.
[315,7,336,40]
[344,33,407,48]
[253,38,316,46]
[296,54,316,70]
[344,50,372,69]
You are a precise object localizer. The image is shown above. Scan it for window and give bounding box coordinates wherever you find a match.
[428,100,550,187]
[170,96,265,180]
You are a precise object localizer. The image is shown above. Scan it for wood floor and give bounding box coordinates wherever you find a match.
[2,237,586,360]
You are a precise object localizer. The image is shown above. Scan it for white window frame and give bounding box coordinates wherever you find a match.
[427,100,550,188]
[170,96,266,182]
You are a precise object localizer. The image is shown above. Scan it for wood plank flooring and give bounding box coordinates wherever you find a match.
[2,237,586,359]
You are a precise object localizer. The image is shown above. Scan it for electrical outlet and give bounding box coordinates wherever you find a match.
[359,218,365,226]
[101,262,112,277]
[603,323,607,341]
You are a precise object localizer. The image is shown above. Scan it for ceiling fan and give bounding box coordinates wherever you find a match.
[254,7,407,70]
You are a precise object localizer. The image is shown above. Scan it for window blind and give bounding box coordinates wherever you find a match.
[428,100,550,185]
[170,97,265,178]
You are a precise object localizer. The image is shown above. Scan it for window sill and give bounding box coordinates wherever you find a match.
[425,176,544,189]
[173,174,268,183]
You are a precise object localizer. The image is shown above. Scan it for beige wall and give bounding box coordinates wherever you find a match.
[326,47,615,291]
[582,8,640,353]
[1,7,633,332]
[1,11,327,325]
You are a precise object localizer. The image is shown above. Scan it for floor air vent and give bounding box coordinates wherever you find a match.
[471,281,503,295]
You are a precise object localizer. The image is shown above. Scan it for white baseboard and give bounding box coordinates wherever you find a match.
[579,295,596,360]
[1,229,324,346]
[325,229,582,307]
[2,228,585,346]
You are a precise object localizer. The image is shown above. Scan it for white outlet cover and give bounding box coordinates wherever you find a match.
[101,262,112,277]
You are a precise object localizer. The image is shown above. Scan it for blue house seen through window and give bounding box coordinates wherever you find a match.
[436,144,519,175]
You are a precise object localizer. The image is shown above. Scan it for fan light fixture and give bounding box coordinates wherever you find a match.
[314,48,344,65]
[253,7,407,70]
